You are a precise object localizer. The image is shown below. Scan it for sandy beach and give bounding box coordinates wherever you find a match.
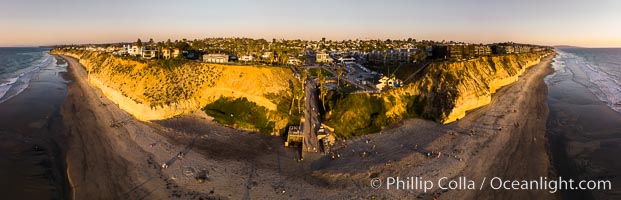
[0,54,70,199]
[59,54,556,199]
[546,51,621,199]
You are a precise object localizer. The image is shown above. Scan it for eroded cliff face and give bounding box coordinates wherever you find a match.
[394,51,552,123]
[54,50,297,132]
[326,51,553,137]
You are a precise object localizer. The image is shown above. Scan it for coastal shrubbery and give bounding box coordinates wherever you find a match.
[323,92,425,138]
[53,49,298,133]
[324,93,387,137]
[202,97,275,133]
[156,57,188,69]
[323,50,552,137]
[54,48,552,137]
[308,67,333,77]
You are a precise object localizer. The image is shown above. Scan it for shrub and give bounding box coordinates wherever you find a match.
[202,97,275,133]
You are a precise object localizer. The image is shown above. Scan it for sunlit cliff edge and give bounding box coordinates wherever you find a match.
[417,51,554,123]
[53,49,553,137]
[325,51,553,137]
[52,49,298,133]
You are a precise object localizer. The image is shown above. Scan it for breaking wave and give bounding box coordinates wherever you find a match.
[0,52,55,104]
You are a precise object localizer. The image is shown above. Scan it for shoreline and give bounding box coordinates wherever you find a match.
[58,53,557,199]
[455,54,556,199]
[310,54,557,199]
[0,53,71,199]
[546,50,621,199]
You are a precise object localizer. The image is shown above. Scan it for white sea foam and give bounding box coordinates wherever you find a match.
[0,77,20,100]
[0,52,54,103]
[545,52,571,86]
[569,53,621,113]
[581,62,621,113]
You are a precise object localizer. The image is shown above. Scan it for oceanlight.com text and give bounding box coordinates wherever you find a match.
[370,176,611,193]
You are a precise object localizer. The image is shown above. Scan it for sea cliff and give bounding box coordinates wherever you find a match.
[325,51,554,137]
[53,49,552,137]
[52,49,299,134]
[417,51,552,123]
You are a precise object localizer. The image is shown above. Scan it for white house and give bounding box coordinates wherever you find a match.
[128,45,144,56]
[161,48,181,59]
[375,76,402,90]
[203,54,229,63]
[316,52,333,63]
[240,55,254,62]
[287,57,302,65]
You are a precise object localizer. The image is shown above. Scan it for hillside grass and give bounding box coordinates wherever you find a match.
[54,49,300,134]
[323,92,425,138]
[308,67,333,77]
[202,97,275,133]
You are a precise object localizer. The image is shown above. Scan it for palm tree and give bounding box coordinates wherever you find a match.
[136,38,142,49]
[165,39,173,48]
[298,70,308,113]
[336,65,343,89]
[156,41,164,59]
[317,71,327,110]
[294,85,304,115]
[289,89,295,115]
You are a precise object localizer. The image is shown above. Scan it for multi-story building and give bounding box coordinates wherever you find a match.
[161,48,181,59]
[472,45,492,57]
[316,52,333,63]
[128,45,144,56]
[493,45,515,54]
[141,49,158,59]
[367,48,417,64]
[514,45,531,53]
[203,53,229,63]
[431,44,490,60]
[448,45,465,60]
[430,45,449,59]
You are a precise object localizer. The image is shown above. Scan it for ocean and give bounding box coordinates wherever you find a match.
[0,48,56,103]
[0,47,70,199]
[553,48,621,112]
[546,48,621,199]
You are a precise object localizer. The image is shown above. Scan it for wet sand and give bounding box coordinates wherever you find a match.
[311,54,556,199]
[0,55,70,199]
[58,53,557,199]
[546,54,621,199]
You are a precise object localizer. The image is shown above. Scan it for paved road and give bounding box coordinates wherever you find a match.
[302,78,320,154]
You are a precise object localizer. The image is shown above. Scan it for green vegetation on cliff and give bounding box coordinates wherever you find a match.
[203,97,275,133]
[323,51,553,138]
[53,48,552,138]
[323,92,425,138]
[53,49,300,134]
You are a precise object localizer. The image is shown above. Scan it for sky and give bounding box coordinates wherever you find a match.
[1,0,620,47]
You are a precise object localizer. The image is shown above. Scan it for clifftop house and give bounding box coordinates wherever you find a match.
[142,49,158,59]
[240,55,254,62]
[127,45,143,56]
[161,48,181,59]
[203,53,229,63]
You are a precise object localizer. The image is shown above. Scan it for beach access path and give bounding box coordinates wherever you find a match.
[57,53,557,199]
